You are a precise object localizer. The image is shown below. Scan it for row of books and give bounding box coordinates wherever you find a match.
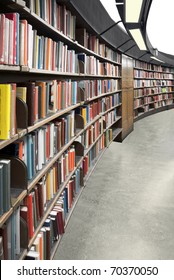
[0,12,120,75]
[134,80,173,88]
[0,111,75,180]
[24,1,121,64]
[134,87,174,98]
[134,60,174,73]
[78,53,120,76]
[104,108,118,128]
[134,69,174,80]
[76,119,104,150]
[26,0,76,40]
[0,166,82,260]
[105,129,113,147]
[76,28,121,63]
[0,80,121,140]
[134,94,174,108]
[78,79,121,101]
[135,99,174,113]
[75,94,120,126]
[0,133,107,259]
[82,136,105,178]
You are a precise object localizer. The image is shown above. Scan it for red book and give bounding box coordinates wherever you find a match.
[56,209,65,235]
[24,194,34,239]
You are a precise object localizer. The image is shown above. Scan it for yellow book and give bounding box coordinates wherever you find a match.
[0,84,11,140]
[16,87,27,102]
[82,107,87,126]
[46,170,51,201]
[53,167,56,195]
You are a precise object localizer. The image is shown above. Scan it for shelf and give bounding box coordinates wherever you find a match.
[0,65,20,71]
[134,91,174,99]
[51,186,84,259]
[27,104,83,133]
[86,90,122,102]
[134,104,174,122]
[0,0,122,260]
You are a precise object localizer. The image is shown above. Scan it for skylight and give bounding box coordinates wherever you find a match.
[147,0,174,56]
[100,0,127,33]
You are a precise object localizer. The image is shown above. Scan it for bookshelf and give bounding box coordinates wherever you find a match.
[122,55,134,139]
[133,60,174,121]
[0,0,122,259]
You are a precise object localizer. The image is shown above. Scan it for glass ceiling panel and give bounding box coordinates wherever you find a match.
[147,0,174,55]
[100,0,127,33]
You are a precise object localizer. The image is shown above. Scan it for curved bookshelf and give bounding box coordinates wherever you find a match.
[133,60,174,121]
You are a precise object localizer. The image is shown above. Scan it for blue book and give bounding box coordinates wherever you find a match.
[72,81,77,105]
[63,188,68,217]
[27,134,33,180]
[75,168,80,193]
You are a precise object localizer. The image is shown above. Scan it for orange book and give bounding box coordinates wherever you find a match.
[57,81,61,110]
[38,232,43,260]
[18,139,24,160]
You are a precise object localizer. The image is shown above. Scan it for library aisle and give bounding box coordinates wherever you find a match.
[54,110,174,260]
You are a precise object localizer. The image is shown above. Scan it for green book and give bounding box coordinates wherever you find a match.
[0,159,11,213]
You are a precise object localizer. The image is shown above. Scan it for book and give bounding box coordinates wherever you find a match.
[16,87,27,102]
[0,224,8,259]
[0,84,11,140]
[20,216,29,249]
[0,236,4,260]
[0,14,5,64]
[0,159,11,213]
[0,164,3,216]
[24,194,34,239]
[10,83,17,137]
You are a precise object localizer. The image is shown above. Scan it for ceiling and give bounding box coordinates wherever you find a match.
[66,0,174,67]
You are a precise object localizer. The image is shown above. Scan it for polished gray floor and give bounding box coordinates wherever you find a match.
[54,110,174,260]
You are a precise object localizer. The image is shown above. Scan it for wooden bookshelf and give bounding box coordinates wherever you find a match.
[0,0,122,260]
[122,55,134,139]
[133,60,174,121]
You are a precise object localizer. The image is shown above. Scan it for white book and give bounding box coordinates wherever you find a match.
[4,18,10,64]
[8,19,14,65]
[27,24,33,68]
[19,21,25,65]
[37,129,43,170]
[50,123,54,158]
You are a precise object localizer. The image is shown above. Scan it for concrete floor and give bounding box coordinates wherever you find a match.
[54,110,174,260]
